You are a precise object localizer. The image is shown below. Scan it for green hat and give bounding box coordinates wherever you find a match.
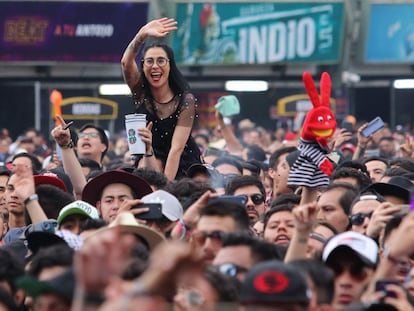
[16,268,75,302]
[215,95,240,117]
[57,200,99,226]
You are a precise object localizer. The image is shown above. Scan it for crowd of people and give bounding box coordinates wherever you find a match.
[0,17,414,311]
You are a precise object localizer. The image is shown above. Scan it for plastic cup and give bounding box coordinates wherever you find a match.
[125,114,146,155]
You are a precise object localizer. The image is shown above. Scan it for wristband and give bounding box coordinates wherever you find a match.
[60,140,74,149]
[24,194,39,205]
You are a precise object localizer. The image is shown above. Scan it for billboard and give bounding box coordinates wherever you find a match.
[365,3,414,63]
[173,2,344,65]
[0,1,148,62]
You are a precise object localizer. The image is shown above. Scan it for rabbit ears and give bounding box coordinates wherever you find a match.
[302,71,331,108]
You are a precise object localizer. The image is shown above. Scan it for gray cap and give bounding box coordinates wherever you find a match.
[141,190,183,221]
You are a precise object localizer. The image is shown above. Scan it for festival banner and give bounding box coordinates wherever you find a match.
[173,2,344,65]
[0,1,148,62]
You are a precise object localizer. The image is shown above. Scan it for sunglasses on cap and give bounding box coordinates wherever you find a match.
[349,211,373,226]
[239,194,265,205]
[216,263,248,278]
[192,230,226,245]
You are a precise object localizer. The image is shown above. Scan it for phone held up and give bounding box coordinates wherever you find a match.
[131,203,163,220]
[374,279,399,298]
[361,116,385,138]
[341,120,354,132]
[208,195,247,206]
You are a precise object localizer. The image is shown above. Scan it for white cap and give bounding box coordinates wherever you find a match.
[57,200,99,226]
[322,231,378,267]
[141,190,183,221]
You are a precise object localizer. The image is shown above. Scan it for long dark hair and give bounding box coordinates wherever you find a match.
[133,43,190,108]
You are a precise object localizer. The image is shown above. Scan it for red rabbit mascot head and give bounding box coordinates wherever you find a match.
[301,71,336,147]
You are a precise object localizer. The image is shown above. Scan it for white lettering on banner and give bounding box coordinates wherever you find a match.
[296,100,313,112]
[240,4,274,16]
[75,24,114,38]
[239,18,316,63]
[319,14,333,51]
[224,5,334,63]
[72,104,101,115]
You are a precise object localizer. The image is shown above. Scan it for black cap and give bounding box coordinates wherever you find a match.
[187,163,216,178]
[364,176,413,204]
[240,260,310,306]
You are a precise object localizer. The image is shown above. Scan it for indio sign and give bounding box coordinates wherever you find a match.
[59,97,118,120]
[173,2,344,65]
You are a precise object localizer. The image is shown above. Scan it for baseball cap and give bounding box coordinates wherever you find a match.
[26,228,83,254]
[16,268,75,302]
[0,167,10,177]
[57,200,99,226]
[284,131,297,141]
[186,163,218,179]
[240,260,310,306]
[364,176,413,204]
[141,190,183,221]
[34,172,67,192]
[322,231,378,267]
[107,212,165,251]
[82,170,152,206]
[340,143,356,153]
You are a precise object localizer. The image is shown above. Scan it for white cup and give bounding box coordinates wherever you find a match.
[125,113,146,155]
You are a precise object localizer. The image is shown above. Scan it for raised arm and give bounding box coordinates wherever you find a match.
[51,115,86,199]
[121,18,178,91]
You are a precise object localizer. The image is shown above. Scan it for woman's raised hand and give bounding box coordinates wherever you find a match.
[140,17,178,39]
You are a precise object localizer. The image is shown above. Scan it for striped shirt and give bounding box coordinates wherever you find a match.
[288,139,330,187]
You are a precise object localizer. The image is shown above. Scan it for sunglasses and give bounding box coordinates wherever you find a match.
[192,230,225,245]
[349,211,373,226]
[216,263,248,278]
[240,194,265,205]
[330,261,369,281]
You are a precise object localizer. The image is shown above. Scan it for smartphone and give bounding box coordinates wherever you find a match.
[342,121,354,132]
[208,195,247,206]
[361,116,385,137]
[131,203,163,220]
[375,279,399,298]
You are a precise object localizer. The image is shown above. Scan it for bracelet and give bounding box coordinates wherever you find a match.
[59,139,74,149]
[383,247,405,265]
[24,194,39,205]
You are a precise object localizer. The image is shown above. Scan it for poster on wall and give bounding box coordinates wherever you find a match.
[173,2,344,65]
[0,2,148,62]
